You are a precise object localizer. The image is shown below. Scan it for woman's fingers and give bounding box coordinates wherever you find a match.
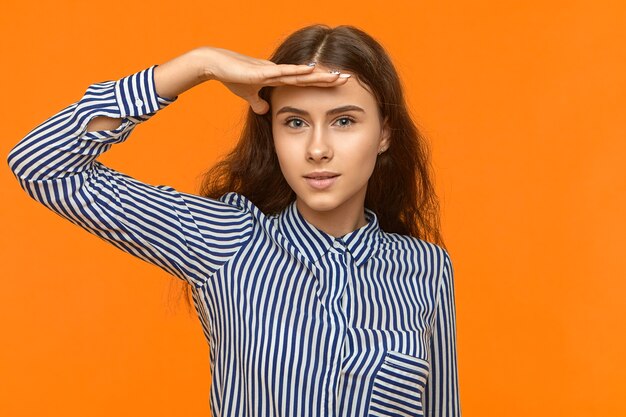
[242,70,350,114]
[209,46,353,113]
[263,71,351,87]
[256,63,316,80]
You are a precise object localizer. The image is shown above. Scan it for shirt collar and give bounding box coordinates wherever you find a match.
[278,200,381,267]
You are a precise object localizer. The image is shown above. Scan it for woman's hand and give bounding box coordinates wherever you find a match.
[198,47,350,114]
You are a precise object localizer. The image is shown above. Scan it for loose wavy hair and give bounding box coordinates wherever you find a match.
[171,24,446,313]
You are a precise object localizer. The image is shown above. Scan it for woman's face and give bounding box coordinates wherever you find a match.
[271,70,390,220]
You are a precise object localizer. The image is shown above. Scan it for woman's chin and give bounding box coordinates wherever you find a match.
[296,194,343,214]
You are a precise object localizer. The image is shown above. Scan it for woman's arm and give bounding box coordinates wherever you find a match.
[7,47,349,287]
[86,46,350,132]
[6,62,239,287]
[84,48,206,133]
[425,250,462,416]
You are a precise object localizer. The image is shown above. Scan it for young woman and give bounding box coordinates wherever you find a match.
[8,24,461,417]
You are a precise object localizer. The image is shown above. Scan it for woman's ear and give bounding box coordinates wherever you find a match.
[379,117,391,153]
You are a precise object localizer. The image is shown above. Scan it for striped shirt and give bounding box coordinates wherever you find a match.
[7,65,461,417]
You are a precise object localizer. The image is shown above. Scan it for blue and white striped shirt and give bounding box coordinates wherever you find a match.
[7,65,461,417]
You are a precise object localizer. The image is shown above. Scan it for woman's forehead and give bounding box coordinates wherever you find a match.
[271,78,377,115]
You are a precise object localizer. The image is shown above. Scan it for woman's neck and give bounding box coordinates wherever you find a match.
[295,197,368,238]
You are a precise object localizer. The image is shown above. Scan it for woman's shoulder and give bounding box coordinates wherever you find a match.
[217,192,259,213]
[216,191,272,224]
[379,230,450,261]
[218,191,253,210]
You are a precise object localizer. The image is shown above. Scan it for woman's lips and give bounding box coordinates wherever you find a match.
[303,175,340,190]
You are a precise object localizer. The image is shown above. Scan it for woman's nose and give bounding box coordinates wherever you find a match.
[306,128,333,161]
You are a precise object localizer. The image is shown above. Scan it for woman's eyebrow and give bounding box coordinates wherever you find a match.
[276,105,366,116]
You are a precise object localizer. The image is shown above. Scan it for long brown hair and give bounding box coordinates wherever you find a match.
[171,24,446,313]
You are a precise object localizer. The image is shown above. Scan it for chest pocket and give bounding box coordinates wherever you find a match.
[367,350,430,417]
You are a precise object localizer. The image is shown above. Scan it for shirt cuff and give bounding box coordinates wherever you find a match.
[114,64,177,119]
[74,65,178,141]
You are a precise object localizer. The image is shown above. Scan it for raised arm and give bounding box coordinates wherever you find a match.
[425,250,462,416]
[82,48,208,133]
[7,47,350,287]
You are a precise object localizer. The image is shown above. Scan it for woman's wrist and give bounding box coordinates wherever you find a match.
[153,48,214,99]
[191,46,220,82]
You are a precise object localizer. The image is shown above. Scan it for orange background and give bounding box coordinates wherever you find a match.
[1,1,625,416]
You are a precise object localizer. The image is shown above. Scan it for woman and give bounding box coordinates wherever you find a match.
[8,24,461,417]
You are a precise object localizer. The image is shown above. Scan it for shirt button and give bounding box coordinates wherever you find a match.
[333,239,345,250]
[135,99,144,108]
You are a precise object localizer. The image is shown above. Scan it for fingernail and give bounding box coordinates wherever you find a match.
[339,73,351,78]
[329,70,341,75]
[307,62,316,67]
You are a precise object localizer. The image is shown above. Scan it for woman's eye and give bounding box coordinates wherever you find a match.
[334,117,355,127]
[286,118,305,128]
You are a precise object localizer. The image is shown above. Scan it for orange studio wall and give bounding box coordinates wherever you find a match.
[1,1,624,416]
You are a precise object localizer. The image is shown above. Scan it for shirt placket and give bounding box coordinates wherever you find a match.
[321,237,352,417]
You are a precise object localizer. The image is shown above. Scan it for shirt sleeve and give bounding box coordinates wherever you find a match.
[424,249,462,416]
[7,65,254,288]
